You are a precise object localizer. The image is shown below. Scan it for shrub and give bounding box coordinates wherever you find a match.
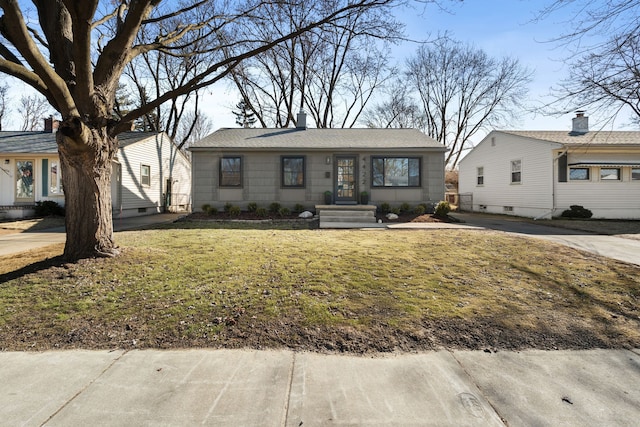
[34,201,65,217]
[399,202,411,213]
[413,204,426,215]
[247,202,258,213]
[379,202,391,214]
[420,202,436,214]
[434,201,451,218]
[223,202,233,213]
[228,205,241,217]
[255,207,268,217]
[278,207,291,217]
[561,205,593,219]
[201,203,211,212]
[390,207,401,215]
[293,203,305,213]
[269,202,282,213]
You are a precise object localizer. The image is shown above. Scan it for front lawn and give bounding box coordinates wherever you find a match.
[1,226,638,352]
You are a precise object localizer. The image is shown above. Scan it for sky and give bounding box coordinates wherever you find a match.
[204,0,632,137]
[2,1,632,139]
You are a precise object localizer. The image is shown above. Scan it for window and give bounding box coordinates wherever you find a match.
[476,167,484,185]
[510,160,521,183]
[49,160,63,194]
[372,157,420,187]
[600,168,620,181]
[632,168,640,181]
[141,164,151,186]
[220,156,242,187]
[569,167,590,181]
[282,156,305,187]
[15,160,34,200]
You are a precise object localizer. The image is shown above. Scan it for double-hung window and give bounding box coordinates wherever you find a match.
[220,156,242,187]
[476,167,484,185]
[141,164,151,187]
[372,157,421,187]
[281,156,305,187]
[49,160,63,194]
[510,160,521,184]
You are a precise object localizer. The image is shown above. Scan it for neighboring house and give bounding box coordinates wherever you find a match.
[458,112,640,219]
[189,112,446,211]
[0,119,191,219]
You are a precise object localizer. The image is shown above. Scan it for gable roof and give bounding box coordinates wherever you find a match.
[0,131,165,155]
[498,130,640,146]
[190,128,446,151]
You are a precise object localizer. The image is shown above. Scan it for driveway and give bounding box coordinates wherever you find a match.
[450,213,640,267]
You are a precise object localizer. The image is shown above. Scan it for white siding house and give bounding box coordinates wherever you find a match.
[0,124,190,219]
[459,113,640,219]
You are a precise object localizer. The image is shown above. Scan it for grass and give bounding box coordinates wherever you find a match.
[0,225,639,352]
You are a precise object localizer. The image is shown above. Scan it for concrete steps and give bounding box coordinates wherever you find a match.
[316,205,382,229]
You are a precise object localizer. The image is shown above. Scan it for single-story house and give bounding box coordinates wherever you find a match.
[0,119,191,219]
[189,112,446,211]
[458,112,640,219]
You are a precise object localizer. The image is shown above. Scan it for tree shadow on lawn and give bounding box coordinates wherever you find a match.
[0,256,67,284]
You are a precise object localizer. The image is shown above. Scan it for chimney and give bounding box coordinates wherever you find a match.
[571,111,589,134]
[296,109,307,129]
[44,117,59,133]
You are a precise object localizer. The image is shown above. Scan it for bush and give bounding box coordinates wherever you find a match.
[379,202,391,214]
[278,207,291,217]
[293,203,305,213]
[561,205,593,219]
[413,204,426,215]
[255,207,268,218]
[34,200,65,217]
[399,202,411,213]
[269,202,281,213]
[390,207,401,215]
[247,202,258,213]
[420,202,436,214]
[228,205,241,217]
[434,201,451,218]
[201,204,217,215]
[223,202,233,213]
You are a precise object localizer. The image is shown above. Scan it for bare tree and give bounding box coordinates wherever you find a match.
[18,93,53,131]
[406,37,532,168]
[362,81,426,129]
[539,1,640,123]
[0,81,8,130]
[175,109,213,152]
[0,0,401,260]
[230,0,401,128]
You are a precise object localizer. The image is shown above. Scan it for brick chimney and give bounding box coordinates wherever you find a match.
[571,111,589,134]
[296,109,307,129]
[44,117,59,133]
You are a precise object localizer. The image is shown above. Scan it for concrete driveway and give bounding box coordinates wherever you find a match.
[450,212,640,267]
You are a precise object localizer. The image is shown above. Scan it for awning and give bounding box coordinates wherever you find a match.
[568,162,640,168]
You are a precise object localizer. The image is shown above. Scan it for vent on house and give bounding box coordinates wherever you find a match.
[503,206,513,212]
[491,137,496,146]
[138,207,147,213]
[479,204,487,210]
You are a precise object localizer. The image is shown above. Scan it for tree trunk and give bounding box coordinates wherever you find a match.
[57,118,119,260]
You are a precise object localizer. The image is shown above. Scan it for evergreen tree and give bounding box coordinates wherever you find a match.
[233,100,257,128]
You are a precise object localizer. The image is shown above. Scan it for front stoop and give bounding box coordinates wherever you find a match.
[316,205,384,229]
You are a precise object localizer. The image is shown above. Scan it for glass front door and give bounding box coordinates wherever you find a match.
[335,155,358,204]
[15,160,35,203]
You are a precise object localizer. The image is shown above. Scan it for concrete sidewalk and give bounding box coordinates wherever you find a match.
[0,213,184,257]
[1,348,638,426]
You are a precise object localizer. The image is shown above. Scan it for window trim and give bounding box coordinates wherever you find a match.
[510,159,522,184]
[599,167,621,181]
[141,164,151,187]
[476,166,484,186]
[569,167,590,181]
[371,156,422,188]
[219,156,243,188]
[281,155,306,188]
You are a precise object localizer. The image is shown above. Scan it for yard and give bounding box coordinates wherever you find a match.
[0,223,639,352]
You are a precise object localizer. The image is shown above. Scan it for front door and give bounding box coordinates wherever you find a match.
[15,160,35,203]
[335,155,358,204]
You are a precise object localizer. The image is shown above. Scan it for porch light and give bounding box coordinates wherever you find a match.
[325,156,331,164]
